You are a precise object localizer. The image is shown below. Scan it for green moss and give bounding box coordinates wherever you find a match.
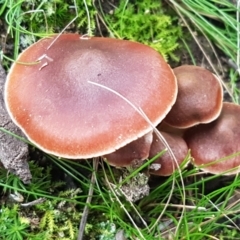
[0,161,81,240]
[104,0,182,61]
[16,0,96,35]
[1,0,96,66]
[2,0,181,66]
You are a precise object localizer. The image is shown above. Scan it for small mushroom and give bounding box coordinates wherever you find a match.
[184,102,240,175]
[5,34,177,159]
[149,131,189,176]
[158,121,185,137]
[103,131,153,167]
[164,65,223,128]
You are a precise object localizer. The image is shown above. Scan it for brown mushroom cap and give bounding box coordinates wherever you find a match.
[5,34,177,159]
[149,131,188,176]
[158,121,186,137]
[164,65,223,128]
[184,102,240,175]
[103,131,153,167]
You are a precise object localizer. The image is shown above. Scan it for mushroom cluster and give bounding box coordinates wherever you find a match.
[4,33,240,177]
[160,66,240,175]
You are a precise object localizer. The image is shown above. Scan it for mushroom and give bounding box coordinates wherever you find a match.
[103,131,153,167]
[158,121,185,137]
[5,34,177,159]
[164,65,223,128]
[184,102,240,175]
[148,131,189,176]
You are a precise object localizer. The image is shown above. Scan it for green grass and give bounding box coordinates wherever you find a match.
[97,0,182,61]
[168,0,240,103]
[2,156,240,239]
[0,0,96,67]
[0,0,240,239]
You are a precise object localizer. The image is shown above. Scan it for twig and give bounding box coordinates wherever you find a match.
[20,198,46,207]
[77,158,98,240]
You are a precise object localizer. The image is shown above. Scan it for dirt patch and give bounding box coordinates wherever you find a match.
[0,65,31,183]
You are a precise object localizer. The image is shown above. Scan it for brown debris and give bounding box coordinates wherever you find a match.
[0,64,31,183]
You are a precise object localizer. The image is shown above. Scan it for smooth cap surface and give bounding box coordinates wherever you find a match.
[103,131,153,167]
[149,131,188,176]
[5,34,177,158]
[164,65,223,128]
[184,102,240,174]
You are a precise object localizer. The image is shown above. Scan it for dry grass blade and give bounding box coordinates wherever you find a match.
[88,80,187,236]
[225,189,240,210]
[206,196,240,231]
[169,0,234,100]
[47,15,78,51]
[149,203,207,211]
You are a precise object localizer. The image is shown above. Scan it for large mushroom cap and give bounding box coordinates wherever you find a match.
[164,65,223,128]
[184,102,240,175]
[5,34,177,159]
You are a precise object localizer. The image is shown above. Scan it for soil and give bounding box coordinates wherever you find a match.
[0,65,31,183]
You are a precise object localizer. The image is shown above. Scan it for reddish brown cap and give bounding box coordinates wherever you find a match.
[184,102,240,174]
[5,34,177,159]
[164,65,223,128]
[103,131,153,167]
[158,121,186,137]
[149,131,188,176]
